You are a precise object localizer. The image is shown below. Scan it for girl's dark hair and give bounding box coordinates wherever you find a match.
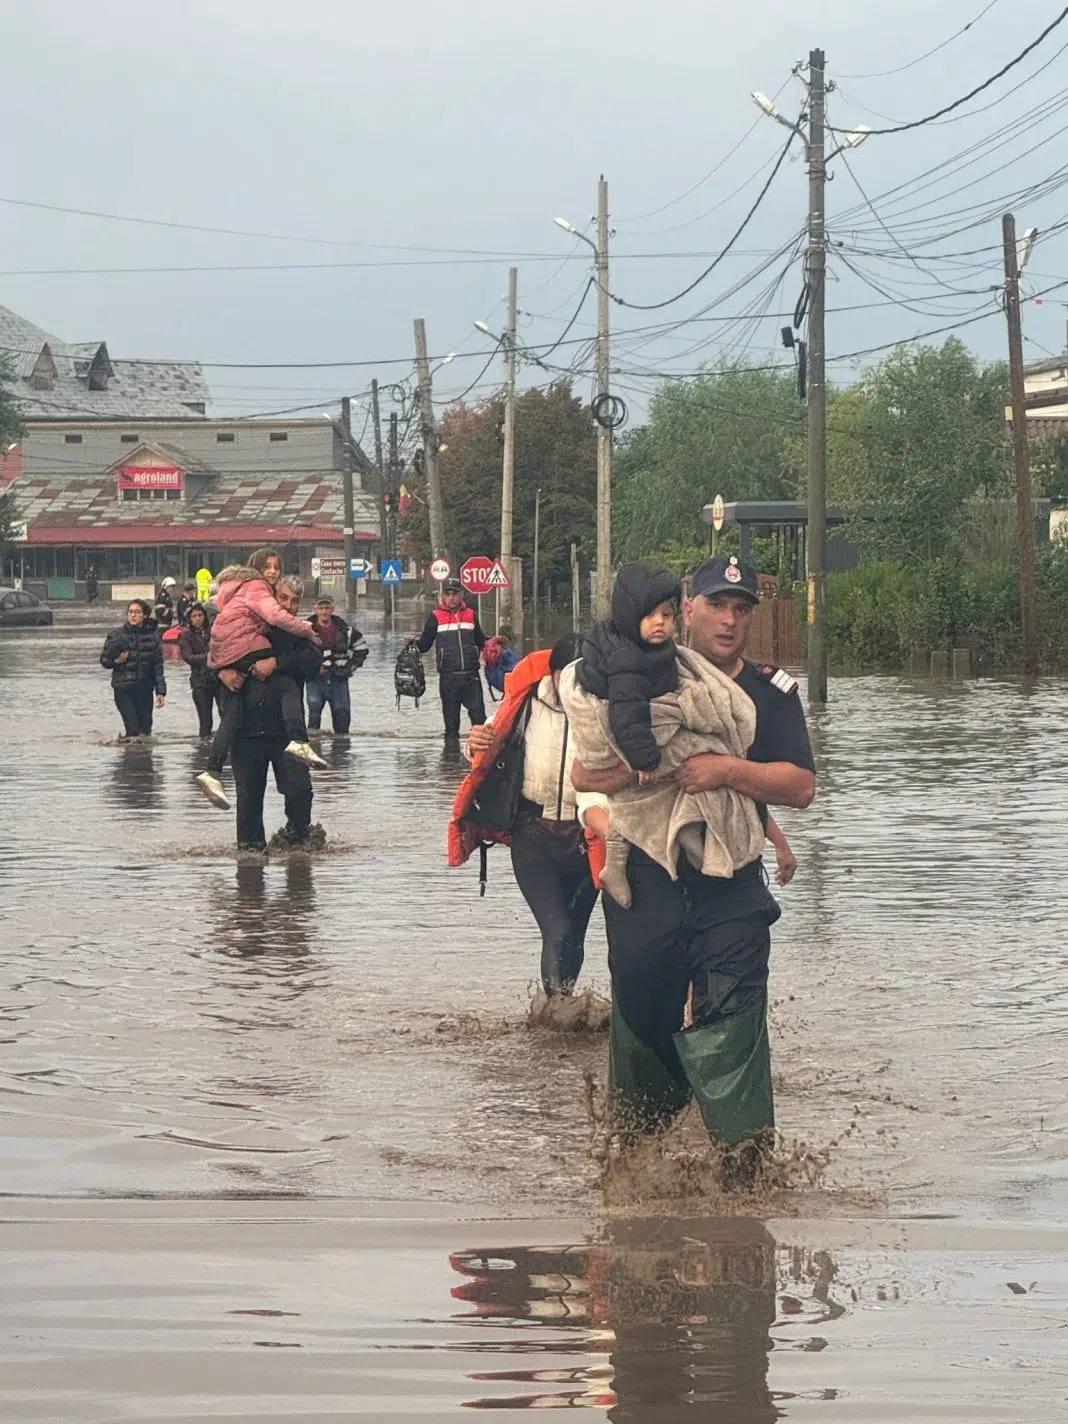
[248,547,281,573]
[549,633,583,672]
[129,598,153,618]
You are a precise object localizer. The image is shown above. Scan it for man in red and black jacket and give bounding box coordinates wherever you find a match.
[417,578,488,740]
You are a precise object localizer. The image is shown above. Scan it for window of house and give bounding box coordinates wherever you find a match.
[121,488,139,502]
[120,434,139,444]
[165,488,181,501]
[269,431,289,443]
[216,432,236,444]
[65,433,83,445]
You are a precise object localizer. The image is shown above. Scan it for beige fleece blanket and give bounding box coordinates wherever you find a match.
[558,648,765,907]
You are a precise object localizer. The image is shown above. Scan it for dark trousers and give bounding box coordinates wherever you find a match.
[511,811,599,995]
[113,684,155,737]
[231,735,313,850]
[440,671,486,739]
[603,849,780,1092]
[191,686,215,738]
[207,672,306,774]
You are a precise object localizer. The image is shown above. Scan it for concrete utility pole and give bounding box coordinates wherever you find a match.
[499,266,518,627]
[595,176,612,620]
[340,394,358,616]
[532,486,542,647]
[371,379,390,614]
[1002,212,1039,675]
[388,410,400,620]
[413,318,446,561]
[805,49,828,706]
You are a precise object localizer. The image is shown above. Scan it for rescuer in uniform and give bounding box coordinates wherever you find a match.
[573,555,816,1184]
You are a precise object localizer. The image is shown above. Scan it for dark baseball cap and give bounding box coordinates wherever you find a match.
[442,577,463,593]
[690,555,759,603]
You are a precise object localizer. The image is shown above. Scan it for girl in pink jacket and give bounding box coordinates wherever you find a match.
[195,548,326,810]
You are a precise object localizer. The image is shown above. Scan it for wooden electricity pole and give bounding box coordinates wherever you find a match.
[1002,212,1039,675]
[370,378,390,614]
[340,394,357,616]
[413,318,446,562]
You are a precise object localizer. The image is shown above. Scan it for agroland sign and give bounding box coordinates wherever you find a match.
[117,465,184,491]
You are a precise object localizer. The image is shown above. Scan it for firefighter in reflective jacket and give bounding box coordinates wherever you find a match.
[417,578,488,739]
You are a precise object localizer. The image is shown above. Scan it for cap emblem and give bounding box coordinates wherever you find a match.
[724,564,742,583]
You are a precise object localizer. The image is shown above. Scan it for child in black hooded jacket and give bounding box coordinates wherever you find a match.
[576,562,682,779]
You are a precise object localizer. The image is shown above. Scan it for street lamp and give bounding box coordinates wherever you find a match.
[555,216,597,255]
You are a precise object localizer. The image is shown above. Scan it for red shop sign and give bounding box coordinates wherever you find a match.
[117,465,184,490]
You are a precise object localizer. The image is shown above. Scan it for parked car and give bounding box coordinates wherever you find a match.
[0,587,54,628]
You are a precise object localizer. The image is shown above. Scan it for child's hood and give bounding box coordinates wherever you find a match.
[610,562,682,644]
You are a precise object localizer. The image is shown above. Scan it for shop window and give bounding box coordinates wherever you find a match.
[55,547,74,578]
[65,433,83,445]
[134,548,158,578]
[113,548,136,580]
[216,432,236,443]
[269,431,288,442]
[120,434,139,444]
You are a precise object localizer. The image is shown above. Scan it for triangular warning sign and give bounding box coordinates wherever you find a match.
[487,559,511,588]
[382,565,400,584]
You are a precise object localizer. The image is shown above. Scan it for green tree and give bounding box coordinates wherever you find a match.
[826,339,1009,560]
[401,381,597,591]
[613,365,805,562]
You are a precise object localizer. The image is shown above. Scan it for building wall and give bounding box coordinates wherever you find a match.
[23,420,341,476]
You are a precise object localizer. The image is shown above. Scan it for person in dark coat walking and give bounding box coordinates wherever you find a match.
[178,603,217,738]
[100,599,167,739]
[85,565,99,604]
[416,577,487,740]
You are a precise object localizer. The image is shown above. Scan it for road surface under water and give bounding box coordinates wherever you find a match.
[1,606,1066,1420]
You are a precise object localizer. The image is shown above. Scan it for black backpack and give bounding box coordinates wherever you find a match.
[394,641,427,708]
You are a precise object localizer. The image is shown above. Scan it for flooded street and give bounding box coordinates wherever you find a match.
[2,609,1068,1419]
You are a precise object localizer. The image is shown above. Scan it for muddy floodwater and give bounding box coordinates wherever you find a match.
[2,608,1067,1420]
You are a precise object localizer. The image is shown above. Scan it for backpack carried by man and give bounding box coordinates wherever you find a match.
[394,640,427,708]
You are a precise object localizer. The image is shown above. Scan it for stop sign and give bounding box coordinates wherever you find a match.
[460,556,495,595]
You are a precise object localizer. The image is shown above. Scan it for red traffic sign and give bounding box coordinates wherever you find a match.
[461,556,512,595]
[430,557,452,582]
[460,556,495,595]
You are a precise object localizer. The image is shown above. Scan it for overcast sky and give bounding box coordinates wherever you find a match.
[3,0,1067,426]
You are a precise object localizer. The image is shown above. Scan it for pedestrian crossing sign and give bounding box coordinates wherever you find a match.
[380,558,403,585]
[487,559,511,588]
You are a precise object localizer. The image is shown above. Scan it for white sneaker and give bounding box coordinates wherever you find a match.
[285,740,328,770]
[195,771,231,809]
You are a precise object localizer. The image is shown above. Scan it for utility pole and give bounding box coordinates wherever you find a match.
[571,542,580,631]
[1003,212,1039,675]
[595,176,612,620]
[805,49,828,706]
[498,266,518,629]
[370,379,390,614]
[413,318,446,562]
[388,410,399,621]
[532,486,542,647]
[340,394,358,616]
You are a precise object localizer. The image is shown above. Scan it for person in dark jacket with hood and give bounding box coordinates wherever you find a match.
[576,562,682,777]
[178,603,217,738]
[100,599,167,739]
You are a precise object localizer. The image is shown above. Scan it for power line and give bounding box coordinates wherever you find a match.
[827,4,1068,136]
[609,128,800,311]
[836,0,1001,79]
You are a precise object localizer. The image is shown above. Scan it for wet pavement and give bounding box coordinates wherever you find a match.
[2,606,1067,1418]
